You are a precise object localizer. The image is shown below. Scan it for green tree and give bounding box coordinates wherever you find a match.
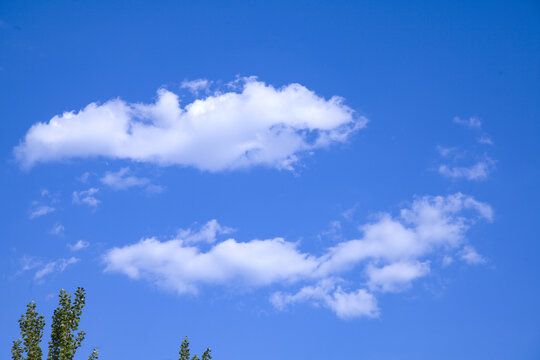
[11,301,45,360]
[47,287,91,360]
[12,287,98,360]
[179,337,211,360]
[12,289,212,360]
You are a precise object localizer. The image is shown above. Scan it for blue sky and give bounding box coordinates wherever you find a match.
[1,0,539,359]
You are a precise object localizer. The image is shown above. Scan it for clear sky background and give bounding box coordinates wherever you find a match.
[1,1,539,359]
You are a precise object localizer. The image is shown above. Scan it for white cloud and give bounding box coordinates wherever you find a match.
[79,172,92,183]
[318,220,342,241]
[103,193,491,318]
[436,145,456,157]
[68,240,89,251]
[105,236,319,294]
[72,188,99,207]
[29,190,60,219]
[460,245,486,265]
[270,279,379,319]
[145,184,165,194]
[29,205,55,219]
[442,255,454,267]
[438,158,495,181]
[181,79,211,94]
[34,257,79,280]
[477,135,494,145]
[453,116,481,128]
[177,219,235,244]
[50,223,65,235]
[20,256,42,272]
[15,78,366,171]
[316,193,492,278]
[366,261,430,293]
[100,167,150,190]
[341,203,359,221]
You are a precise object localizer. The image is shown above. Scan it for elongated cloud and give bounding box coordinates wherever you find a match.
[271,279,379,319]
[453,116,482,128]
[29,205,55,219]
[438,158,495,181]
[100,167,150,190]
[15,78,365,171]
[103,193,492,318]
[34,257,79,280]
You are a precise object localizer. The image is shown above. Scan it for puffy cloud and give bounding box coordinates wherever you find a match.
[366,261,430,293]
[100,167,150,190]
[103,193,491,318]
[104,237,319,294]
[317,193,492,277]
[15,78,365,171]
[271,279,379,319]
[72,188,99,207]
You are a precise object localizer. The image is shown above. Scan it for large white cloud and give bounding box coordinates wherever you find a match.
[15,78,365,171]
[105,237,319,294]
[103,193,492,318]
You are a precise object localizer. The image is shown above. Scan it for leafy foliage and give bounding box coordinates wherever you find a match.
[12,289,212,360]
[11,301,45,360]
[179,337,211,360]
[11,288,98,360]
[47,288,88,360]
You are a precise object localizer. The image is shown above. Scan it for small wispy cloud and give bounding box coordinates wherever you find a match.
[442,255,454,267]
[477,135,494,145]
[100,167,150,190]
[436,145,457,158]
[460,245,486,265]
[50,223,65,235]
[453,116,482,128]
[79,172,92,183]
[73,188,99,207]
[318,220,342,241]
[438,158,495,181]
[68,240,89,252]
[181,79,211,94]
[177,219,235,244]
[341,203,359,221]
[29,189,59,219]
[145,184,165,194]
[34,257,79,280]
[29,205,55,219]
[20,256,42,272]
